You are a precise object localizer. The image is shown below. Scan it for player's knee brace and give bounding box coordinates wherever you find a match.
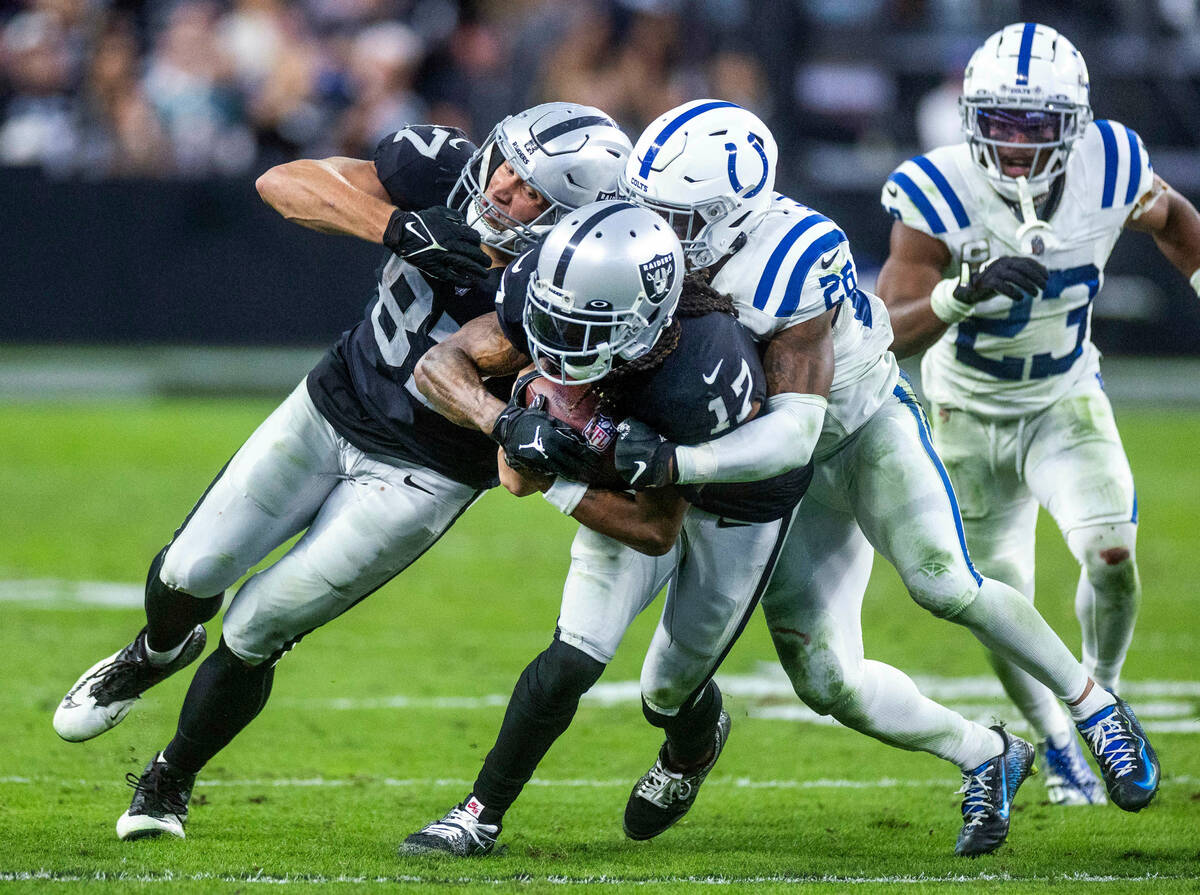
[1067,522,1138,592]
[527,639,606,714]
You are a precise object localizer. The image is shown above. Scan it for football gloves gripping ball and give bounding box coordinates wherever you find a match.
[383,206,491,285]
[491,394,605,482]
[614,418,677,489]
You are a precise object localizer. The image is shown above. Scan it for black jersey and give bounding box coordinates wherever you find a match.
[497,247,810,522]
[307,125,513,490]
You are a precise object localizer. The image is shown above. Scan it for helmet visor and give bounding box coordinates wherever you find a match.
[976,108,1063,145]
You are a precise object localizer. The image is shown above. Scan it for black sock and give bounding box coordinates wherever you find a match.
[144,545,223,652]
[645,680,722,769]
[161,639,274,775]
[472,639,605,822]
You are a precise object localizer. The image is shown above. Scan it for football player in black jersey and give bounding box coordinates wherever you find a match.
[400,201,811,856]
[52,103,632,842]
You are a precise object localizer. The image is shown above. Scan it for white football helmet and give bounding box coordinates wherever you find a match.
[960,22,1092,200]
[619,99,778,270]
[450,102,632,257]
[524,200,684,385]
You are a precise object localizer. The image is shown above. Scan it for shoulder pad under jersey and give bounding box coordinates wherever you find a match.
[1075,120,1154,214]
[881,145,975,239]
[373,125,477,211]
[741,202,856,322]
[495,245,540,356]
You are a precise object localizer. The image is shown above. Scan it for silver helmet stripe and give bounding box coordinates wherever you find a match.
[552,201,639,288]
[533,115,616,148]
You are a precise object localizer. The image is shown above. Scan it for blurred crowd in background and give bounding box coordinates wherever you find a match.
[2,0,1199,182]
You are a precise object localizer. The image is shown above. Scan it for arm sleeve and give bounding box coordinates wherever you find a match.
[673,392,827,484]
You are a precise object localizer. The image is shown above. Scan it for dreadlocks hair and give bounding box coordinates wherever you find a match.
[595,273,739,410]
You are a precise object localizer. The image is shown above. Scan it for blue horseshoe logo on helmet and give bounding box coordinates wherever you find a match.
[725,132,769,198]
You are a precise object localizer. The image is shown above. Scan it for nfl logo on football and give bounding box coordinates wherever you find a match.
[583,413,617,452]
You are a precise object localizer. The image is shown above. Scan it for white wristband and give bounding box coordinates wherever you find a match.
[543,477,588,515]
[1190,267,1200,297]
[929,277,973,324]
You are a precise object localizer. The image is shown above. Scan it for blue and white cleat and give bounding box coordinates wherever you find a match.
[1038,736,1106,806]
[954,726,1036,857]
[1077,696,1159,811]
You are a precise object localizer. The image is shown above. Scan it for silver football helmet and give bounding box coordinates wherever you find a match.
[450,102,632,257]
[961,23,1092,200]
[524,200,684,385]
[620,99,778,270]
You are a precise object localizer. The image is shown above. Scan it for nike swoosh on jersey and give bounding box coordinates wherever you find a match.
[702,359,724,385]
[819,250,838,269]
[631,460,648,483]
[402,474,434,495]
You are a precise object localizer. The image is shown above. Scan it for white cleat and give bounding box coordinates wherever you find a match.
[54,626,206,742]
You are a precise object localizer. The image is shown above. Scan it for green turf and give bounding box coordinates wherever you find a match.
[1,398,1197,892]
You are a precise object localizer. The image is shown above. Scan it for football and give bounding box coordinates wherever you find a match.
[520,375,627,489]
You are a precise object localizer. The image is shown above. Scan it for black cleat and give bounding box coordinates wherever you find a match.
[400,799,501,857]
[955,726,1036,857]
[55,626,206,742]
[117,753,196,841]
[623,709,730,841]
[1077,696,1160,811]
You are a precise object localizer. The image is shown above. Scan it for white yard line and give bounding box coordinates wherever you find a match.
[3,775,1197,789]
[0,870,1189,885]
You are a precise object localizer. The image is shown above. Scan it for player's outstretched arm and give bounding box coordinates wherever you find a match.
[1125,175,1200,297]
[497,451,685,556]
[875,221,955,357]
[414,313,528,432]
[613,309,835,489]
[256,157,395,242]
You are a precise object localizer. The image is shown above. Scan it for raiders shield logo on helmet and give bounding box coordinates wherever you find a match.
[638,253,677,304]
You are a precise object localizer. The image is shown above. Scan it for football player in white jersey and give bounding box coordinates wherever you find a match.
[616,99,1164,855]
[877,23,1200,807]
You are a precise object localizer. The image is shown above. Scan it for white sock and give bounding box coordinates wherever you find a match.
[144,636,188,666]
[984,652,1074,745]
[1067,680,1117,724]
[831,660,1005,772]
[1070,524,1140,693]
[950,578,1090,703]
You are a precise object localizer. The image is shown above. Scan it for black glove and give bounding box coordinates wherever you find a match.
[614,418,677,489]
[954,256,1048,304]
[492,395,604,481]
[383,206,490,285]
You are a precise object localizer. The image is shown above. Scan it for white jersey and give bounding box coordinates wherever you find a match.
[882,120,1154,419]
[711,193,899,446]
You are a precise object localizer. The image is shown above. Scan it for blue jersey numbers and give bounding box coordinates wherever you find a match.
[954,264,1100,381]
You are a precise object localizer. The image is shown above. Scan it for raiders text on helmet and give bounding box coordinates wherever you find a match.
[450,102,632,256]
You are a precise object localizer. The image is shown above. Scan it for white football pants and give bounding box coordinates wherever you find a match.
[931,382,1140,741]
[762,377,1092,769]
[556,506,792,715]
[160,382,481,664]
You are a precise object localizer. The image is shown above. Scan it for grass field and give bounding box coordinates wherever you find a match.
[1,397,1197,893]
